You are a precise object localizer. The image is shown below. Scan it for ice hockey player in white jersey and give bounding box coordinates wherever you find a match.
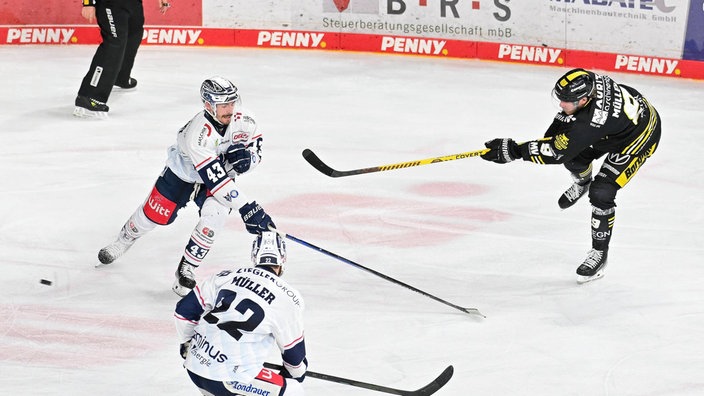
[97,76,275,296]
[174,231,307,396]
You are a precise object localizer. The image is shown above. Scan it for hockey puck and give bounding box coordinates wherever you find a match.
[40,279,53,286]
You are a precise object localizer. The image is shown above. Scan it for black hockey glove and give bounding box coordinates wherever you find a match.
[224,143,252,174]
[481,138,521,164]
[179,341,191,359]
[238,201,275,234]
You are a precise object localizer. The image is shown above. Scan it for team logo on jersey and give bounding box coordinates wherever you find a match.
[554,134,569,150]
[591,109,608,125]
[201,227,215,238]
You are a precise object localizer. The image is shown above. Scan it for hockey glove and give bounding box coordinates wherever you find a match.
[238,201,275,234]
[224,143,252,174]
[180,341,191,359]
[281,358,308,383]
[481,138,521,164]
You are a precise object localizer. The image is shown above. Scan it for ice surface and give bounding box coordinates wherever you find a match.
[1,45,703,395]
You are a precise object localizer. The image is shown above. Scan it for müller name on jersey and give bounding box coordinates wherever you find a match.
[230,268,302,306]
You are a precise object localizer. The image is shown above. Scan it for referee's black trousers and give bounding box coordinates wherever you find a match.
[78,0,144,103]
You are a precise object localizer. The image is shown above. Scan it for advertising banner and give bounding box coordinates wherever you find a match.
[202,0,688,59]
[0,0,202,26]
[1,0,703,79]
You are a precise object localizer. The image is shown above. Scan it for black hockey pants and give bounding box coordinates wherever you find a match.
[564,105,661,250]
[78,0,144,103]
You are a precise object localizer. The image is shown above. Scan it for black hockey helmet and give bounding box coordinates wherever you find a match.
[553,68,596,102]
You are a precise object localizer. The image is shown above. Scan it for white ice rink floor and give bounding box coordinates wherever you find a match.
[1,45,703,395]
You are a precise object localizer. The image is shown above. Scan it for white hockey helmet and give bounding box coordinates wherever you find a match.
[251,231,287,274]
[200,76,240,114]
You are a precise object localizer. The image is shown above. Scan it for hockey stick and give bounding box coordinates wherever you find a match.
[263,362,454,396]
[271,228,484,317]
[302,147,489,178]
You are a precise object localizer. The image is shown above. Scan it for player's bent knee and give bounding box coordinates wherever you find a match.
[588,181,617,209]
[199,200,229,230]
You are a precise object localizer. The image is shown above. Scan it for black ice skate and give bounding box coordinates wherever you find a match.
[576,249,608,283]
[73,95,109,119]
[173,258,197,297]
[558,178,591,209]
[114,77,138,89]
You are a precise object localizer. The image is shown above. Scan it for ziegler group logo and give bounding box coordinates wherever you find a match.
[323,0,512,21]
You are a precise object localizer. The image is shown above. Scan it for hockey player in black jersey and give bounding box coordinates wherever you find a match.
[480,68,661,283]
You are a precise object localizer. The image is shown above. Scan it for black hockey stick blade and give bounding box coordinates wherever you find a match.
[263,363,454,396]
[302,148,334,176]
[302,148,489,178]
[302,148,372,177]
[407,365,454,396]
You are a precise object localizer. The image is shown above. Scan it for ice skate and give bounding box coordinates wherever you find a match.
[73,95,109,119]
[114,77,138,90]
[558,178,591,209]
[97,229,137,267]
[576,249,608,283]
[172,258,197,297]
